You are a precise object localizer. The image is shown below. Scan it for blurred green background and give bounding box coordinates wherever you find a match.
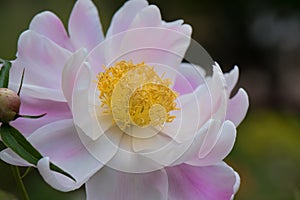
[0,0,300,199]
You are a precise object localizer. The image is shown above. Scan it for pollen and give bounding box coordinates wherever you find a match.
[97,61,179,129]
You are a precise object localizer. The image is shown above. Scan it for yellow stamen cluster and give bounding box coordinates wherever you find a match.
[97,60,179,128]
[129,83,178,126]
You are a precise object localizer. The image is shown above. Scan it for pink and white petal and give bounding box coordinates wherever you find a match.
[130,131,192,169]
[106,0,149,37]
[226,88,249,127]
[37,157,85,192]
[9,30,71,100]
[161,84,211,143]
[166,162,240,200]
[209,63,228,113]
[187,120,236,166]
[0,149,31,167]
[29,11,71,50]
[169,119,216,166]
[71,61,113,140]
[104,27,191,83]
[68,0,104,52]
[31,119,102,191]
[173,66,230,163]
[78,125,124,169]
[1,119,103,192]
[173,62,206,95]
[126,4,192,58]
[104,132,164,173]
[197,110,225,160]
[141,138,193,169]
[163,64,229,156]
[162,19,184,30]
[231,171,241,200]
[104,5,192,80]
[224,66,239,96]
[128,5,162,28]
[104,1,192,83]
[86,167,168,200]
[10,95,72,136]
[162,20,192,38]
[62,48,88,107]
[90,21,191,82]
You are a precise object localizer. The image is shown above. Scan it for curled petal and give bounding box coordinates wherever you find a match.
[0,149,31,167]
[187,120,237,166]
[162,63,227,144]
[37,157,84,192]
[226,88,249,127]
[224,66,239,96]
[169,119,214,166]
[1,119,103,192]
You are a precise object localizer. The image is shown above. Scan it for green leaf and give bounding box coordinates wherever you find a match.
[0,59,12,88]
[0,124,41,164]
[0,123,76,181]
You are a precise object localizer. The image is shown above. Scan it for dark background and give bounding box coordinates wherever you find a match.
[0,0,300,199]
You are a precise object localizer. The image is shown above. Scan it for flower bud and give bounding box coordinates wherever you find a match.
[0,88,21,123]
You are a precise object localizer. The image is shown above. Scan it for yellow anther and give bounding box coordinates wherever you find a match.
[97,61,179,129]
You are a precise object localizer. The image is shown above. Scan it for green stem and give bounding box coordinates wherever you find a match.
[21,167,32,179]
[11,166,30,200]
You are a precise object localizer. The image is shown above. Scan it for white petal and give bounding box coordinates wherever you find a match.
[224,66,239,96]
[10,95,71,136]
[106,0,149,37]
[62,48,88,107]
[68,0,104,51]
[226,88,249,127]
[187,120,236,166]
[29,11,71,50]
[128,5,162,28]
[37,157,85,192]
[173,62,206,95]
[0,149,31,167]
[104,133,164,173]
[161,84,211,143]
[9,30,71,101]
[169,119,214,166]
[71,61,113,140]
[210,63,228,115]
[77,125,123,168]
[166,162,240,200]
[2,119,103,192]
[86,167,168,200]
[89,27,191,84]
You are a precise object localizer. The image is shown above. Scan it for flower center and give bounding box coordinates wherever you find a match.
[97,61,179,130]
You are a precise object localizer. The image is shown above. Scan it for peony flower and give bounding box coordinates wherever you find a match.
[1,0,249,199]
